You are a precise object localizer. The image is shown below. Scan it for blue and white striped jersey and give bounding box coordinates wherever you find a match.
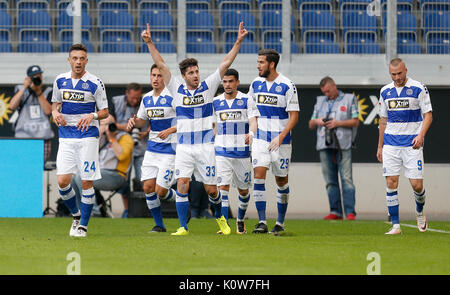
[379,78,432,147]
[166,69,221,145]
[248,73,299,145]
[212,91,260,158]
[52,71,108,139]
[137,87,177,155]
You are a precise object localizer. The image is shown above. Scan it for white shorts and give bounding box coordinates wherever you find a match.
[382,145,424,179]
[175,143,217,185]
[216,156,252,190]
[251,138,292,177]
[56,137,101,181]
[141,151,176,189]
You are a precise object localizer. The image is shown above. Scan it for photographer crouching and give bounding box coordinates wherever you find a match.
[309,76,359,221]
[71,115,134,217]
[9,65,55,162]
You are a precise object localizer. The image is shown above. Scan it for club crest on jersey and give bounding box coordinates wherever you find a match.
[183,95,204,106]
[406,89,413,96]
[219,111,242,121]
[81,83,90,90]
[159,97,167,105]
[236,99,244,106]
[388,99,409,109]
[63,91,85,101]
[275,86,282,93]
[147,108,164,118]
[258,94,278,105]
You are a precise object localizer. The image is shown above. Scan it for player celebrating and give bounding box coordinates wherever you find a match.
[212,68,259,234]
[248,49,299,235]
[377,58,433,235]
[52,44,109,237]
[142,22,248,235]
[127,64,176,233]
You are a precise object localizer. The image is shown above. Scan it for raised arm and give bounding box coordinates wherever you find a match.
[218,22,248,78]
[142,23,171,85]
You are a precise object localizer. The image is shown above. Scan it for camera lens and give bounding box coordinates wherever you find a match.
[108,123,117,133]
[31,76,42,86]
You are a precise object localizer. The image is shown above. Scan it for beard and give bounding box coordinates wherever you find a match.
[259,68,270,78]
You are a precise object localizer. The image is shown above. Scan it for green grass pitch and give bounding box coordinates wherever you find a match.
[1,218,449,275]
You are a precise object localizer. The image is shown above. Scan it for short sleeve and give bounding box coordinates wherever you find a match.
[94,78,108,110]
[378,91,387,118]
[246,95,260,119]
[136,99,148,121]
[285,81,300,112]
[204,69,222,102]
[166,75,182,106]
[310,98,320,120]
[51,79,62,103]
[419,84,432,114]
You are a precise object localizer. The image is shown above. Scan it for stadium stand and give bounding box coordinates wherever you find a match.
[0,0,448,54]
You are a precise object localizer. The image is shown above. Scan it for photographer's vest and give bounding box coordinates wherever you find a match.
[13,85,55,140]
[99,131,133,178]
[313,92,358,151]
[111,94,147,157]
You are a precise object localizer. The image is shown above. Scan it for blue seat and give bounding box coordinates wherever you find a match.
[0,0,8,10]
[187,10,214,31]
[381,0,414,12]
[18,40,53,52]
[346,32,380,53]
[0,42,12,52]
[261,10,295,32]
[218,0,251,11]
[423,11,450,35]
[0,29,12,52]
[186,0,211,11]
[186,31,216,53]
[101,31,135,52]
[382,10,417,34]
[304,32,340,54]
[263,32,299,53]
[259,0,281,11]
[427,32,450,53]
[138,0,170,11]
[57,11,92,37]
[224,31,258,53]
[397,32,421,54]
[221,10,256,34]
[339,0,372,11]
[139,10,174,32]
[56,0,89,11]
[99,10,133,39]
[301,10,335,39]
[141,31,175,53]
[421,0,450,11]
[298,0,332,12]
[342,10,377,35]
[0,10,12,40]
[17,0,49,11]
[18,9,52,41]
[97,0,130,11]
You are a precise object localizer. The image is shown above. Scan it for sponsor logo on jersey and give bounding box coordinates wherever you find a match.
[388,99,409,109]
[63,91,85,101]
[219,111,242,121]
[258,95,278,105]
[147,108,165,118]
[183,95,205,106]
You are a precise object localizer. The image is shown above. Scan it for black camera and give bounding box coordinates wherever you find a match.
[31,76,42,86]
[131,128,140,146]
[108,123,117,133]
[323,118,333,146]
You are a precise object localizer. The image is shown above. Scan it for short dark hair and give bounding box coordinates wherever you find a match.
[69,43,87,54]
[319,76,335,88]
[390,58,404,67]
[150,64,159,72]
[126,83,142,92]
[179,58,198,75]
[224,68,239,81]
[258,49,280,69]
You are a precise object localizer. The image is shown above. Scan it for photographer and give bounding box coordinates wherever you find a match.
[109,83,149,217]
[9,65,54,162]
[71,115,134,216]
[309,76,359,221]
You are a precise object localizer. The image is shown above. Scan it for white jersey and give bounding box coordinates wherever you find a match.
[379,78,432,147]
[212,91,259,158]
[137,87,177,155]
[52,71,108,139]
[248,73,299,145]
[166,69,221,145]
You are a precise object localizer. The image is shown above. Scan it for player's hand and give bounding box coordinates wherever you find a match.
[245,133,253,145]
[376,147,383,163]
[127,115,136,132]
[52,111,67,127]
[157,127,174,140]
[141,23,152,44]
[76,114,94,132]
[412,134,424,149]
[269,134,283,152]
[237,22,248,42]
[325,118,339,129]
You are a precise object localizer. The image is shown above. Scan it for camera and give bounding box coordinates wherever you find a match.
[323,118,333,146]
[131,128,140,146]
[31,76,42,86]
[108,123,117,133]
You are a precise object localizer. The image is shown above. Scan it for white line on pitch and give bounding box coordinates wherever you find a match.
[384,222,450,234]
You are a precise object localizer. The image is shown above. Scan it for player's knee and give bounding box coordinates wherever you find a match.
[155,186,168,198]
[143,181,155,194]
[205,185,218,197]
[275,176,289,187]
[386,177,399,189]
[411,181,423,193]
[238,189,249,196]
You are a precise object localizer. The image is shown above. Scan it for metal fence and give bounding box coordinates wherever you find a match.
[0,0,449,54]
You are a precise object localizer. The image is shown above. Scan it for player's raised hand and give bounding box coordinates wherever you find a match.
[237,22,248,42]
[127,114,137,132]
[141,23,152,44]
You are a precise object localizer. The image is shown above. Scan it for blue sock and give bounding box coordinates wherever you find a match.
[254,178,266,222]
[58,184,79,215]
[162,188,175,202]
[209,191,222,219]
[414,189,426,213]
[276,184,290,225]
[175,191,189,230]
[386,188,399,225]
[237,193,250,221]
[80,187,95,227]
[146,192,164,228]
[220,190,229,221]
